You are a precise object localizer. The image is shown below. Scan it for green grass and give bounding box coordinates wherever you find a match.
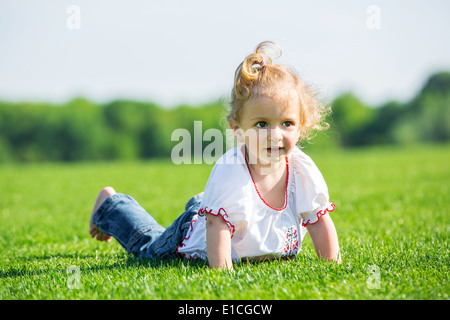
[0,144,448,299]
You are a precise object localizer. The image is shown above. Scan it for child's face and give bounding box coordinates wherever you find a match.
[232,94,301,166]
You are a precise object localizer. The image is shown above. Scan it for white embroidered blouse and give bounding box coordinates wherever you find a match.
[177,146,335,262]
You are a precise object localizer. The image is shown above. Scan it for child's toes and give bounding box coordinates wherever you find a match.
[89,227,98,238]
[97,233,107,241]
[96,231,112,242]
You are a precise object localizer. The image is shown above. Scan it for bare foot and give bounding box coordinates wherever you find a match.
[89,187,116,242]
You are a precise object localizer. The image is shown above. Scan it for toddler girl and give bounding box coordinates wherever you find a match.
[89,41,340,270]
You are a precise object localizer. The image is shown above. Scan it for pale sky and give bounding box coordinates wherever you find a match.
[1,0,449,107]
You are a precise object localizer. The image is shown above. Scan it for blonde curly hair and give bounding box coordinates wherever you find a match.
[227,41,329,142]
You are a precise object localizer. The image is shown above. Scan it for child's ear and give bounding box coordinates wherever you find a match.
[228,120,244,143]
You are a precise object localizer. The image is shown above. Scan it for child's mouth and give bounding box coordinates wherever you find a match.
[266,147,284,155]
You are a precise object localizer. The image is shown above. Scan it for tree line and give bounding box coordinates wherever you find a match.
[0,71,449,163]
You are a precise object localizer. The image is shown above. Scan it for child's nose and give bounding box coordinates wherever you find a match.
[269,127,283,141]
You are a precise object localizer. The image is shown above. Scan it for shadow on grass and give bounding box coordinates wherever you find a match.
[0,252,208,280]
[123,254,209,269]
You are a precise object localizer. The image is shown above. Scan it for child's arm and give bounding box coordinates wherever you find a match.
[306,213,341,263]
[206,213,234,271]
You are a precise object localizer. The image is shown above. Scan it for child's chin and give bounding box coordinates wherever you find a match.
[267,150,282,156]
[261,153,284,163]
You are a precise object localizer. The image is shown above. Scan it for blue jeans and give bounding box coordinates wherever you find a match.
[91,192,203,259]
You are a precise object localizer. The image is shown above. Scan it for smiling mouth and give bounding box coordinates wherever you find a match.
[266,147,284,154]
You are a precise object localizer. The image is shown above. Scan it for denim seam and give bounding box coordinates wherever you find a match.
[126,225,156,252]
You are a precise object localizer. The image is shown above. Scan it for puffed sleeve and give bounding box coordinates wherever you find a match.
[198,148,250,238]
[290,148,336,227]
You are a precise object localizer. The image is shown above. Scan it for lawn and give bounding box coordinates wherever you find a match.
[0,144,448,300]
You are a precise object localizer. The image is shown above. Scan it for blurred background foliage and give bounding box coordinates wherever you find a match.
[0,71,449,163]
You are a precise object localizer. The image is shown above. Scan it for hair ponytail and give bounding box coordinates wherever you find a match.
[233,41,281,100]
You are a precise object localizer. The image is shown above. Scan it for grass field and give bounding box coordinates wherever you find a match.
[0,144,448,300]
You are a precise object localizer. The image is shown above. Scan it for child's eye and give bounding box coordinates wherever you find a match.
[256,121,267,128]
[283,121,293,127]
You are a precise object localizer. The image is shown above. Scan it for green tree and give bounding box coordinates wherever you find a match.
[393,72,450,143]
[329,93,375,146]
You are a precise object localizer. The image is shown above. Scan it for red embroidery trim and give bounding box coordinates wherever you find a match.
[176,218,198,257]
[301,203,336,227]
[176,206,236,260]
[198,206,236,236]
[244,155,289,211]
